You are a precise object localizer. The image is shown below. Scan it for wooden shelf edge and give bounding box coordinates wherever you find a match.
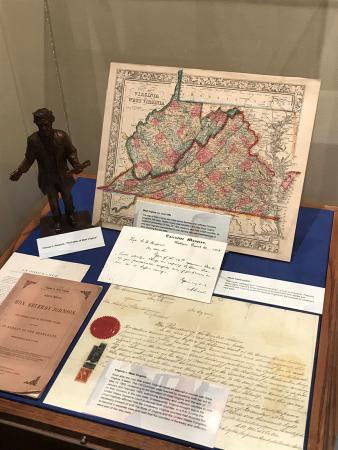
[307,209,338,450]
[0,398,190,450]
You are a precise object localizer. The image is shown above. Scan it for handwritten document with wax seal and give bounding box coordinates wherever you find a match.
[45,285,318,450]
[98,226,226,302]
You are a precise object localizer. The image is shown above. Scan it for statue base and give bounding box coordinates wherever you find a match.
[40,211,92,237]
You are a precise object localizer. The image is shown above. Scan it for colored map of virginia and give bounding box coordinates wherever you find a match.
[102,71,298,219]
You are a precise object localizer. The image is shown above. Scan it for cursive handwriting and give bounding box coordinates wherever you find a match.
[114,250,215,281]
[102,289,313,449]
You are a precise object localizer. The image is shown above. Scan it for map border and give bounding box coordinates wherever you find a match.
[93,63,320,261]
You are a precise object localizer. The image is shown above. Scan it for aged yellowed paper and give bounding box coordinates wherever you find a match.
[45,285,318,450]
[93,63,320,261]
[0,274,101,396]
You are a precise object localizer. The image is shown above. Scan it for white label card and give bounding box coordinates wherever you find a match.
[215,270,325,314]
[134,199,232,243]
[85,360,229,448]
[98,226,226,303]
[37,227,105,259]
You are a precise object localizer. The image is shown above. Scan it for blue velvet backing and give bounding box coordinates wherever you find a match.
[0,177,333,449]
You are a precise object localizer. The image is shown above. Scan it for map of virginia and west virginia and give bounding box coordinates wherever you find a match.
[93,63,320,261]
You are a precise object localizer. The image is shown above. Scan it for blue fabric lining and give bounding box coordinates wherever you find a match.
[1,177,333,450]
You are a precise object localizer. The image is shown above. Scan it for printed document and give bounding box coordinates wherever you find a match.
[0,273,101,396]
[0,252,90,304]
[85,360,229,447]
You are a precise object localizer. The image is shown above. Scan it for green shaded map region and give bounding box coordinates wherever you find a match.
[103,70,298,219]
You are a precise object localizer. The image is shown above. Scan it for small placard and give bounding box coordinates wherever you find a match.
[134,199,231,243]
[37,227,105,259]
[215,270,325,314]
[85,360,229,448]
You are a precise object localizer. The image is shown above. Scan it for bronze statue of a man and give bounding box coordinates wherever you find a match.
[10,108,89,232]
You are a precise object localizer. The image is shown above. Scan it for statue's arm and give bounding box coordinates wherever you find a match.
[63,132,82,170]
[63,131,90,174]
[9,138,36,181]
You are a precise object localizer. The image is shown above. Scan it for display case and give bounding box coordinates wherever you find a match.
[0,1,337,449]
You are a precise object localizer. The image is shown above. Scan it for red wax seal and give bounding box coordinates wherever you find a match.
[90,316,120,339]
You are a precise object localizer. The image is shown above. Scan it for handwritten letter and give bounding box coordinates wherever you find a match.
[98,227,226,302]
[45,285,318,450]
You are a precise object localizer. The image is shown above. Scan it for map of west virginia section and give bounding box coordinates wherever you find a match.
[93,63,320,261]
